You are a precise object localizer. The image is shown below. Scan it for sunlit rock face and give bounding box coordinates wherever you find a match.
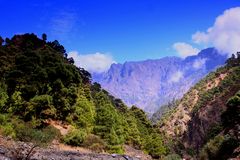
[93,48,227,114]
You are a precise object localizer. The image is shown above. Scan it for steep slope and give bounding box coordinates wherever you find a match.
[158,54,240,159]
[0,34,166,159]
[93,48,227,113]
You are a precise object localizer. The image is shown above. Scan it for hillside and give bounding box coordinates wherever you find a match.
[0,34,166,159]
[157,53,240,159]
[93,49,227,114]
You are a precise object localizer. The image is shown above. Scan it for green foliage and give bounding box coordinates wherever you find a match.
[0,114,59,147]
[70,91,95,132]
[144,133,167,158]
[199,134,239,160]
[226,53,240,67]
[199,135,225,160]
[0,114,16,138]
[205,124,223,142]
[93,91,125,146]
[0,82,8,111]
[124,116,142,148]
[157,53,240,158]
[130,106,152,135]
[193,61,240,113]
[82,134,106,153]
[107,145,124,154]
[16,125,57,146]
[221,90,240,128]
[63,129,87,146]
[0,34,168,158]
[27,94,56,121]
[0,123,15,138]
[163,154,181,160]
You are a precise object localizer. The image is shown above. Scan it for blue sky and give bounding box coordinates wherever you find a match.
[1,0,240,72]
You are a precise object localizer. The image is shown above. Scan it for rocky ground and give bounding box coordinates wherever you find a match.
[0,136,151,160]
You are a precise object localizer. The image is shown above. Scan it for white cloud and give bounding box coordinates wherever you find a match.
[172,42,200,58]
[68,51,116,73]
[192,7,240,55]
[193,58,208,69]
[169,71,184,83]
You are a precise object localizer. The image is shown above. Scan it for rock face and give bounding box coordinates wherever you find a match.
[93,48,227,113]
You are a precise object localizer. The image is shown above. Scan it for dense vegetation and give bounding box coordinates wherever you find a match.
[199,90,240,160]
[0,34,167,158]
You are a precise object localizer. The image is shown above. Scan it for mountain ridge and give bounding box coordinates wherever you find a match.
[157,54,240,159]
[93,48,227,113]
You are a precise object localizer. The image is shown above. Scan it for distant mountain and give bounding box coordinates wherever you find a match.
[93,48,227,113]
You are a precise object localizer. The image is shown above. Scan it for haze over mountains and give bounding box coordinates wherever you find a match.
[93,48,227,113]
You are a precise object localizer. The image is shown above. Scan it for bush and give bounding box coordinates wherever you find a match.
[0,114,16,138]
[82,134,106,152]
[15,123,58,147]
[144,133,167,158]
[63,129,87,146]
[89,143,105,153]
[163,154,181,160]
[107,145,124,154]
[0,82,8,111]
[0,114,9,125]
[205,124,223,142]
[199,135,224,160]
[0,123,15,138]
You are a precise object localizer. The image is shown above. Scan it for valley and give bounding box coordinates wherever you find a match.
[0,34,239,160]
[93,48,227,114]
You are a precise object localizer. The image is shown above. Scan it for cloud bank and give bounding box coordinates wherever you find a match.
[169,71,183,83]
[172,42,200,58]
[68,51,115,73]
[192,7,240,55]
[193,58,208,69]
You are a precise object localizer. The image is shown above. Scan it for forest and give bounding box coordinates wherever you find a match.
[0,34,167,159]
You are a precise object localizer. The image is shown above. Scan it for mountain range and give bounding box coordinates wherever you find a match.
[93,48,227,113]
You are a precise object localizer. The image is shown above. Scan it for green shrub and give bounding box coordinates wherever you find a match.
[107,145,124,154]
[0,114,9,125]
[163,154,181,160]
[82,134,106,152]
[15,123,58,147]
[63,129,87,146]
[42,125,61,141]
[144,133,167,158]
[199,135,224,160]
[89,143,105,153]
[0,123,15,138]
[0,114,16,138]
[205,124,223,142]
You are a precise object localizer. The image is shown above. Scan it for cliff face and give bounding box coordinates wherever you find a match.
[158,55,240,159]
[93,48,227,113]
